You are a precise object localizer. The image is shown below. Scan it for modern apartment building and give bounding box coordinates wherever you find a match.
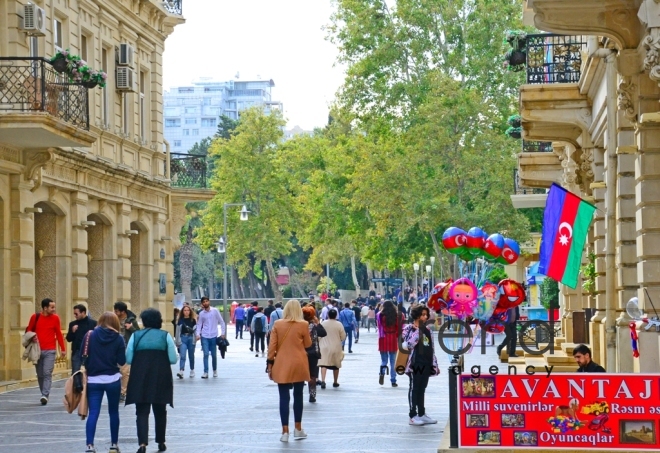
[163,78,283,153]
[0,0,209,387]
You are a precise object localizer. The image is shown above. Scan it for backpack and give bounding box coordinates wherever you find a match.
[254,316,265,333]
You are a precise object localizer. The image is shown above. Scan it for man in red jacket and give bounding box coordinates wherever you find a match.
[25,298,66,405]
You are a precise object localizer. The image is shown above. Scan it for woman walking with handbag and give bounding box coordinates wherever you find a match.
[377,301,402,387]
[302,306,326,403]
[266,300,312,442]
[126,308,178,453]
[401,305,440,426]
[84,312,126,453]
[175,305,197,379]
[318,309,346,389]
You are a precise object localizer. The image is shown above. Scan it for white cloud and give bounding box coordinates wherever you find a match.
[163,0,347,130]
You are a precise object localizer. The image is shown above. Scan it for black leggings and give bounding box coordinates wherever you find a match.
[278,382,304,426]
[136,402,167,446]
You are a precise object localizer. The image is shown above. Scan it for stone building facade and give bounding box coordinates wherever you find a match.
[0,0,204,385]
[515,0,660,372]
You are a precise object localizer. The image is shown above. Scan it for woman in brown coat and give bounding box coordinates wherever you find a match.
[267,300,312,442]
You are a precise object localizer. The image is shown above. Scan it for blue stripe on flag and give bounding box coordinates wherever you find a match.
[538,184,566,276]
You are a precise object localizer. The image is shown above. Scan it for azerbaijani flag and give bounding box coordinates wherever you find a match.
[538,184,596,289]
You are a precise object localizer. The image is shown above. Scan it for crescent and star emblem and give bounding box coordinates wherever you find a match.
[455,235,467,247]
[503,248,515,260]
[558,222,573,246]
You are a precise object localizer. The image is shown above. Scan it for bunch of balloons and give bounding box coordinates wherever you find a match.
[441,226,520,265]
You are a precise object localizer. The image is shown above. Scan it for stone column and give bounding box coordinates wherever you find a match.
[8,175,36,380]
[152,212,168,318]
[70,192,89,309]
[589,148,606,365]
[116,204,132,305]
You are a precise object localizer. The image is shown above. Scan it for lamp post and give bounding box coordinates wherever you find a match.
[219,203,249,323]
[413,263,419,298]
[425,265,432,298]
[430,256,436,288]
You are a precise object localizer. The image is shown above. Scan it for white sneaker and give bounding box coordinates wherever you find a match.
[419,414,437,424]
[201,373,208,379]
[280,433,289,442]
[409,416,425,426]
[213,370,218,378]
[40,396,48,405]
[293,429,307,439]
[189,370,195,378]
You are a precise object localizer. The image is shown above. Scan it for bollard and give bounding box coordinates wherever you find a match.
[448,355,460,448]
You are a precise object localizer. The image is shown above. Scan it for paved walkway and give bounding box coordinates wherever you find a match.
[0,324,502,453]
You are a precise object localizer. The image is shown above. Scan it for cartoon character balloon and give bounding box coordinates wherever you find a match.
[482,233,505,262]
[442,227,468,255]
[474,282,498,321]
[497,238,521,265]
[485,310,508,333]
[466,227,487,256]
[496,279,526,310]
[428,279,453,312]
[448,278,478,319]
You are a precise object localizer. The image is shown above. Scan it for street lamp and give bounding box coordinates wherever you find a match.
[425,265,432,296]
[221,203,250,323]
[430,256,436,288]
[413,263,419,296]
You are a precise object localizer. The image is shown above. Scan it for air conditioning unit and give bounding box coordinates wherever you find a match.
[21,4,47,36]
[117,43,134,67]
[116,67,137,92]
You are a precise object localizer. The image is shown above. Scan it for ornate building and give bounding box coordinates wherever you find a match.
[513,0,660,372]
[0,0,209,387]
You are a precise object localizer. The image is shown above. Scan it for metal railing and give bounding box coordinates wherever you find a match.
[0,57,89,130]
[522,140,553,153]
[526,34,587,84]
[170,153,208,188]
[162,0,182,15]
[513,169,546,196]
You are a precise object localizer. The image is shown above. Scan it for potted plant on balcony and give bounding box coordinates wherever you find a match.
[503,49,526,72]
[508,114,521,128]
[505,30,527,51]
[505,126,522,139]
[81,69,107,89]
[540,277,560,321]
[49,49,71,73]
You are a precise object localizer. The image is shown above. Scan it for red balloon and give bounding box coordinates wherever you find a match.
[496,279,526,310]
[428,279,452,312]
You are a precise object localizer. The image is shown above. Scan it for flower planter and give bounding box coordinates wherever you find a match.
[507,50,526,67]
[506,127,522,139]
[508,115,521,128]
[52,58,68,73]
[82,80,98,89]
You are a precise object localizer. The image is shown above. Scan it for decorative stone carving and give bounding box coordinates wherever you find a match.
[617,77,637,122]
[0,145,20,164]
[643,28,660,82]
[25,149,55,192]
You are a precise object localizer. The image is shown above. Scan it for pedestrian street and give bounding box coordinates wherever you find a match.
[0,326,502,453]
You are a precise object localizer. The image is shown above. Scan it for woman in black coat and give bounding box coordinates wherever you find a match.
[125,308,178,453]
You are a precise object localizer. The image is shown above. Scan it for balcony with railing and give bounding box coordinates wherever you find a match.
[162,0,183,16]
[522,140,552,153]
[525,34,587,85]
[511,169,549,209]
[0,57,95,148]
[169,153,215,201]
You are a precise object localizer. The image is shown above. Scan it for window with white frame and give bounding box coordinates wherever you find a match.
[101,48,109,126]
[165,119,181,127]
[185,118,197,125]
[184,107,197,114]
[201,118,216,127]
[183,129,190,136]
[192,129,199,136]
[174,140,181,147]
[54,19,63,49]
[81,35,88,62]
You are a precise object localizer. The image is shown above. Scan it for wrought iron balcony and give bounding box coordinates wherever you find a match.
[522,140,553,153]
[513,169,546,196]
[0,57,89,130]
[526,34,587,85]
[162,0,182,15]
[170,153,208,188]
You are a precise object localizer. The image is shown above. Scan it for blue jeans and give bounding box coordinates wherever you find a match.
[201,337,217,373]
[342,327,353,352]
[380,351,397,383]
[179,335,195,371]
[235,319,244,338]
[86,379,121,446]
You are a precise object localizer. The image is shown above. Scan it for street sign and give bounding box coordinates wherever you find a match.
[370,278,387,283]
[370,278,404,285]
[390,278,404,284]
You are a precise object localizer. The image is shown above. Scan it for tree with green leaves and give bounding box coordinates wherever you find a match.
[198,107,296,301]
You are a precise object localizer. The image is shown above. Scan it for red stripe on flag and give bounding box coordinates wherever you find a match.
[546,192,581,281]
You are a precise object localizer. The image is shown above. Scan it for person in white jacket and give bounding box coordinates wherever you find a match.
[251,307,269,357]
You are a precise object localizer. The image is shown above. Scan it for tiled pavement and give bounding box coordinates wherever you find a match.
[0,325,503,453]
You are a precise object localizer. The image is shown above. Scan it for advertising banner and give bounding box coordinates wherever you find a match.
[459,373,660,449]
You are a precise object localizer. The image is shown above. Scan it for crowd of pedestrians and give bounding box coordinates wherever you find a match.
[22,289,451,451]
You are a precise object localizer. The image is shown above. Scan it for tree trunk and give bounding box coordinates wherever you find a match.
[350,255,360,300]
[179,228,194,303]
[265,259,283,302]
[430,230,446,282]
[231,267,243,299]
[248,271,261,298]
[289,267,307,298]
[374,269,384,295]
[366,262,373,292]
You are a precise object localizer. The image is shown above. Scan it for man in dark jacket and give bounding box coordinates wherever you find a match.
[573,344,606,372]
[114,301,140,401]
[497,306,520,357]
[264,299,275,323]
[66,304,97,373]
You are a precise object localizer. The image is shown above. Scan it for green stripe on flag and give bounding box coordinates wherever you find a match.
[562,200,596,289]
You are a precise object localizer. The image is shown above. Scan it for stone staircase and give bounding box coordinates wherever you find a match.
[500,338,587,373]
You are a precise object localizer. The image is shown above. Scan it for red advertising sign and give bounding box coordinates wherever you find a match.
[458,373,660,449]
